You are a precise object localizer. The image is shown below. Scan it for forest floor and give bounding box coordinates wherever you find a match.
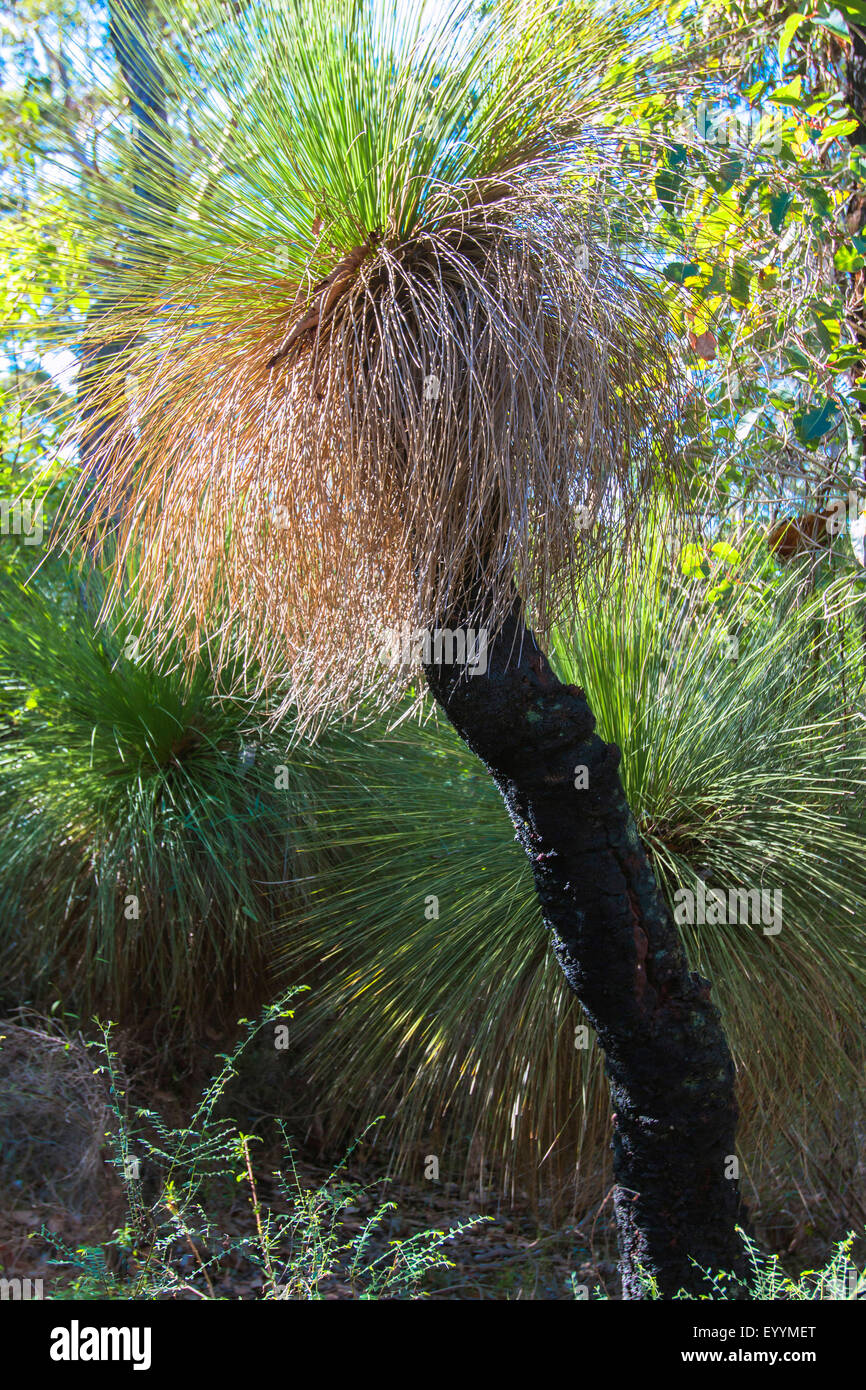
[2,1015,855,1300]
[0,1153,619,1300]
[0,1012,620,1299]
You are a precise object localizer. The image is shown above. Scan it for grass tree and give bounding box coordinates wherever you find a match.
[0,556,316,1043]
[51,0,743,1295]
[279,528,866,1239]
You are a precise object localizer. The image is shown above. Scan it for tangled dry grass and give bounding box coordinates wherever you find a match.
[0,1012,111,1207]
[69,175,681,732]
[37,0,692,734]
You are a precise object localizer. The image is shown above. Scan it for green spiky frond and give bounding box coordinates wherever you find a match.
[46,0,685,728]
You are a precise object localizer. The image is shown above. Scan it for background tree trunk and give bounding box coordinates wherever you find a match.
[424,601,745,1298]
[79,0,173,483]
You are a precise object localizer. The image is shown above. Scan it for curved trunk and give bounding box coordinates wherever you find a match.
[423,602,745,1298]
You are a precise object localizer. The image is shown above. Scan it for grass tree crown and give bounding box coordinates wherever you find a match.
[59,0,687,728]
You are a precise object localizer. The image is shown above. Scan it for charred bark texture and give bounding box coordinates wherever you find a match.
[424,605,744,1298]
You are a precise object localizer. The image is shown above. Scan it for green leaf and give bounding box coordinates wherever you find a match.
[711,542,741,566]
[811,309,841,351]
[834,245,865,272]
[778,13,807,67]
[820,118,860,141]
[729,263,751,305]
[663,260,701,285]
[717,157,743,190]
[768,77,804,107]
[679,543,705,577]
[813,8,850,38]
[735,405,764,441]
[785,346,812,371]
[769,191,794,235]
[699,265,728,296]
[655,169,683,213]
[829,345,866,369]
[809,187,832,220]
[794,397,840,444]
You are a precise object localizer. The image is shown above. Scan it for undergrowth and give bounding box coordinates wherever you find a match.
[571,1233,866,1300]
[36,992,482,1300]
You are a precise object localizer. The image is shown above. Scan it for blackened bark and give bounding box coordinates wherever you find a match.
[424,604,744,1298]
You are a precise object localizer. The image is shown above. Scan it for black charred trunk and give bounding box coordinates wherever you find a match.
[423,603,745,1298]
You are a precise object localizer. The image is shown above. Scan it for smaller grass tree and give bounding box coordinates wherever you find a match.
[0,557,322,1044]
[50,0,740,1295]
